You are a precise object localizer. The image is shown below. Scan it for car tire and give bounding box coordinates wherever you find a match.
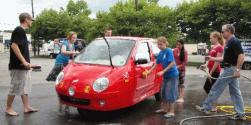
[242,62,251,70]
[154,92,162,102]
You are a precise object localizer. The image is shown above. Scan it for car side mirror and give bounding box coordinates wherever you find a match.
[135,58,148,65]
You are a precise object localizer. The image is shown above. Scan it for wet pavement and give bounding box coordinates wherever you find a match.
[0,53,251,125]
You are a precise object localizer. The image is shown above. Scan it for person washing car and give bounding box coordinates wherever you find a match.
[173,39,188,103]
[104,27,112,37]
[145,36,179,118]
[196,24,246,121]
[46,31,78,113]
[46,31,78,81]
[202,31,224,94]
[199,31,224,112]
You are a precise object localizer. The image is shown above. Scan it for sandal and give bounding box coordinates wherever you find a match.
[155,109,166,113]
[164,113,175,118]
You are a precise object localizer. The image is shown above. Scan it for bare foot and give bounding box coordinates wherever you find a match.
[24,107,38,113]
[5,108,19,116]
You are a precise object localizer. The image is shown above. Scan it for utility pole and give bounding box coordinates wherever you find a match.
[31,0,34,18]
[31,0,36,55]
[135,0,139,11]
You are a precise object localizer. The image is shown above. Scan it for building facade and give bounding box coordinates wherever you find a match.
[0,31,31,53]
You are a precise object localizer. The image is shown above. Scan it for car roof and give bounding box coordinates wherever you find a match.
[96,36,155,42]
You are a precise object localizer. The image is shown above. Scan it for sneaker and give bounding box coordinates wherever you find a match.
[155,109,166,113]
[229,114,247,121]
[195,105,212,115]
[164,113,175,118]
[176,98,184,103]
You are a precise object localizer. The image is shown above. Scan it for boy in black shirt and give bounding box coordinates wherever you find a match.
[6,13,38,116]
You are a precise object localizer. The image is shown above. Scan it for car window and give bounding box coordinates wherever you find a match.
[74,39,135,66]
[135,42,151,63]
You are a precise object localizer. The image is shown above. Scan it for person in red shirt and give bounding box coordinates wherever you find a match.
[203,31,224,94]
[173,39,188,103]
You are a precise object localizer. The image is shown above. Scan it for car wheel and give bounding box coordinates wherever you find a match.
[242,62,251,70]
[154,92,162,102]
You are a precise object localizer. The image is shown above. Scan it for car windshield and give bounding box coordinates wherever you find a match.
[74,39,135,66]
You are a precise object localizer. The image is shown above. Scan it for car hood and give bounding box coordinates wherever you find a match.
[63,63,113,84]
[61,63,129,88]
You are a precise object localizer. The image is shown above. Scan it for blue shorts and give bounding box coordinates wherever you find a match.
[161,77,178,103]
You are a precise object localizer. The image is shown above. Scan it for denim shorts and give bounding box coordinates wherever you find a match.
[161,77,178,103]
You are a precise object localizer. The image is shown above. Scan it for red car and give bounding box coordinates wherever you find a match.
[55,36,162,114]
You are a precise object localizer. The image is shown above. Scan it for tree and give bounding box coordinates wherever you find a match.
[31,0,92,55]
[30,9,72,55]
[92,0,180,46]
[31,9,72,41]
[66,0,91,16]
[176,0,251,43]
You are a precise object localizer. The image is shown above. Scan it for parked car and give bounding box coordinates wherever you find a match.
[241,39,251,70]
[55,36,162,115]
[60,38,86,52]
[74,39,86,52]
[45,38,86,59]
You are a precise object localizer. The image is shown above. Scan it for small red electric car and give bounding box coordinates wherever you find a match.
[55,36,162,114]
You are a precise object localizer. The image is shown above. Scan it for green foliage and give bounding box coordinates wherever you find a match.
[91,0,180,46]
[66,0,91,16]
[31,0,91,41]
[176,0,251,43]
[31,9,72,41]
[31,0,251,51]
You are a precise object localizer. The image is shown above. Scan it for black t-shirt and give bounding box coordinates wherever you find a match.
[9,26,30,70]
[223,37,244,66]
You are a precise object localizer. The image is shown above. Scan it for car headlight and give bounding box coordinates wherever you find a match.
[68,87,75,96]
[56,72,64,85]
[93,77,109,93]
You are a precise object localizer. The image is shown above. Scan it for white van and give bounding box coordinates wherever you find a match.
[241,39,251,70]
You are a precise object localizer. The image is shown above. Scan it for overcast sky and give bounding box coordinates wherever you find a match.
[0,0,187,30]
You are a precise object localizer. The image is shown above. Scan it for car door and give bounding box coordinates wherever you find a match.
[134,41,156,100]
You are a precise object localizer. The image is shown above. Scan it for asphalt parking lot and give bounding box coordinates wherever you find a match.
[0,53,251,125]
